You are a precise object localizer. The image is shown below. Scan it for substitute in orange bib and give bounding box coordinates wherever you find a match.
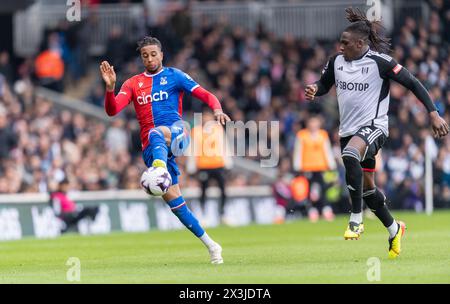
[187,110,232,225]
[293,116,337,222]
[34,49,64,92]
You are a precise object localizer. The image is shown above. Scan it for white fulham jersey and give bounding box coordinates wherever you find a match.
[318,49,405,138]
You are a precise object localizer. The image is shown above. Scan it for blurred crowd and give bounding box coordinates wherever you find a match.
[0,0,449,212]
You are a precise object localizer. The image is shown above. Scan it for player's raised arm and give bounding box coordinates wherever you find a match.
[100,61,131,116]
[305,55,337,101]
[382,60,449,138]
[191,86,231,125]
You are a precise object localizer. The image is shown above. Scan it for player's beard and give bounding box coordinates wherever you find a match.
[147,64,161,74]
[343,53,352,62]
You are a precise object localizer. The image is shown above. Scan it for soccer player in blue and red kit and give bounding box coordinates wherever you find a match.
[100,36,230,264]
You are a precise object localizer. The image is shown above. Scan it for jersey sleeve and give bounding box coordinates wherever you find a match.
[104,79,133,116]
[191,86,222,110]
[370,53,398,79]
[173,68,200,93]
[118,79,133,103]
[315,55,337,96]
[372,55,437,113]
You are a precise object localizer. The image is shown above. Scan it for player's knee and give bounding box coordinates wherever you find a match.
[342,155,361,171]
[363,188,385,210]
[342,146,362,176]
[363,175,376,190]
[342,146,362,163]
[149,128,165,142]
[154,126,171,145]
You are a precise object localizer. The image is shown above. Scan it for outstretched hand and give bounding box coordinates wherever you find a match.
[214,109,231,126]
[305,84,318,101]
[100,61,116,91]
[430,111,449,138]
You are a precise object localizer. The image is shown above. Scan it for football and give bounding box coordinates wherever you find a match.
[140,167,172,196]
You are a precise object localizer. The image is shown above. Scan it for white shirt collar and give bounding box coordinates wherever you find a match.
[143,68,165,77]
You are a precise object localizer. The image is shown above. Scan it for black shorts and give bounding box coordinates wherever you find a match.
[340,126,387,170]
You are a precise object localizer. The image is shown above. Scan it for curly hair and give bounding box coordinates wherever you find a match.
[136,36,162,52]
[344,7,391,54]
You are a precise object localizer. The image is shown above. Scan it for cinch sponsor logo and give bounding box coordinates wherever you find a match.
[336,80,369,91]
[137,91,169,104]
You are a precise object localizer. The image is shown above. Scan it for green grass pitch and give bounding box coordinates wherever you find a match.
[0,210,449,283]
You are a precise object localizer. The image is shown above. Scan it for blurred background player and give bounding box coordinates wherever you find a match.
[34,41,65,93]
[100,36,230,264]
[289,173,310,220]
[293,115,336,222]
[187,109,232,225]
[49,178,99,234]
[305,8,449,258]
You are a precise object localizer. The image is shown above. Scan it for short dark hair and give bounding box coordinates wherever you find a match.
[136,36,162,52]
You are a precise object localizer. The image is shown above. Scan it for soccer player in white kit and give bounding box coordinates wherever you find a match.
[305,8,449,258]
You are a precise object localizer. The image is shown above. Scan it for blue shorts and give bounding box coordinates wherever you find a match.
[142,121,190,185]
